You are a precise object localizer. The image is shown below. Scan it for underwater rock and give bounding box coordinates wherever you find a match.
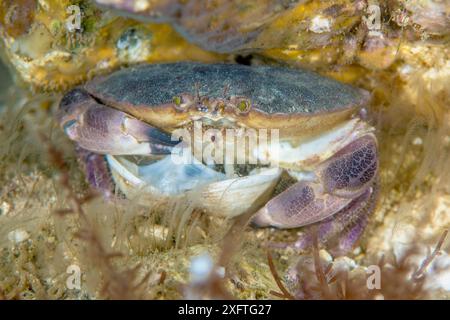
[0,0,225,91]
[0,0,447,90]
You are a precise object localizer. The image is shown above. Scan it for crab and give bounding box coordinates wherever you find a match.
[57,62,378,255]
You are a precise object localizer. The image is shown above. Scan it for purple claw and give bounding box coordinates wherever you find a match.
[268,183,378,255]
[58,88,178,156]
[252,134,378,230]
[322,135,378,198]
[251,180,353,229]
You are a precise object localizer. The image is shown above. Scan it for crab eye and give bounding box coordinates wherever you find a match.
[173,96,182,106]
[236,99,250,113]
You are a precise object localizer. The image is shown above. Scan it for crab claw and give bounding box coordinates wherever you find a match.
[251,180,354,228]
[251,134,378,230]
[320,134,378,199]
[57,88,178,155]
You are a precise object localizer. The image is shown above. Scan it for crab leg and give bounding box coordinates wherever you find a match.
[329,206,372,256]
[75,146,115,197]
[58,88,178,155]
